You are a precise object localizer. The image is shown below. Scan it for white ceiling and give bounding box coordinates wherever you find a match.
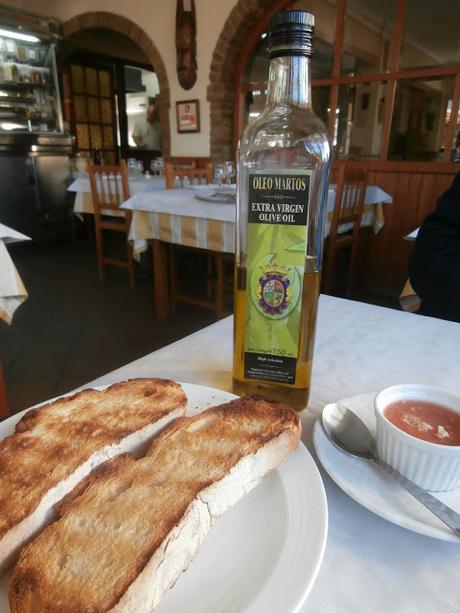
[346,0,460,65]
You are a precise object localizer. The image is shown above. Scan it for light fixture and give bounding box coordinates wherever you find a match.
[0,122,24,130]
[0,28,40,43]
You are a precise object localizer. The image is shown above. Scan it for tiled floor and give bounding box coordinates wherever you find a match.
[1,238,215,416]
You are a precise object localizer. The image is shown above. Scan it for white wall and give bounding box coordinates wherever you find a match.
[4,0,238,156]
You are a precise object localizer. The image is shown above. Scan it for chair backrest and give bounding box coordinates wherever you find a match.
[87,159,130,215]
[330,162,367,228]
[164,161,213,189]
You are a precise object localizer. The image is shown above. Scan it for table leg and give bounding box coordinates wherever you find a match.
[152,239,170,320]
[215,252,224,319]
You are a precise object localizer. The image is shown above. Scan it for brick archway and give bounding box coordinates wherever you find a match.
[207,0,288,162]
[62,12,171,155]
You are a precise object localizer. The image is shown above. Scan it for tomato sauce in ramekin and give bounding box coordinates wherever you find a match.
[384,400,460,446]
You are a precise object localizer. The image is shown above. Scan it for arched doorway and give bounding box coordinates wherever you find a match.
[62,12,171,157]
[207,0,289,162]
[208,0,340,161]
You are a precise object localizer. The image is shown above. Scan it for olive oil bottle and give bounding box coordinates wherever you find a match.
[233,11,330,410]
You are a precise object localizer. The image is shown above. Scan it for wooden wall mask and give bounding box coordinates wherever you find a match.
[176,0,197,90]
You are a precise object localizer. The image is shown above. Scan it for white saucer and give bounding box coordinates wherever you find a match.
[313,393,460,543]
[194,191,236,204]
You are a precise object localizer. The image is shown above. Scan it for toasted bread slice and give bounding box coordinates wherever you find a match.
[0,378,186,574]
[9,396,301,613]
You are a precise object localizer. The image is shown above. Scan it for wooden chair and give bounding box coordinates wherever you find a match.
[323,162,367,296]
[0,362,9,419]
[164,161,232,318]
[164,161,213,188]
[87,159,135,286]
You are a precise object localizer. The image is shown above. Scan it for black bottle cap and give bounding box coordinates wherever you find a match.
[267,10,314,59]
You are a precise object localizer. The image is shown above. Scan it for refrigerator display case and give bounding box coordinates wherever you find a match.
[0,8,73,241]
[0,28,62,134]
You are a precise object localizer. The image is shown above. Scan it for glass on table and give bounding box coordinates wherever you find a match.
[224,161,235,184]
[214,164,225,185]
[127,158,138,176]
[150,157,165,176]
[150,158,159,175]
[74,152,87,175]
[135,161,144,177]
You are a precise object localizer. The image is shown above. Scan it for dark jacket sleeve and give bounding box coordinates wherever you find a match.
[409,172,460,322]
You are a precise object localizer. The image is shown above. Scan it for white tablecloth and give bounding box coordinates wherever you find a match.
[0,224,29,324]
[68,175,392,228]
[405,227,420,241]
[122,185,393,254]
[400,228,421,312]
[123,188,236,222]
[0,224,30,244]
[68,175,165,215]
[123,184,391,218]
[86,296,459,613]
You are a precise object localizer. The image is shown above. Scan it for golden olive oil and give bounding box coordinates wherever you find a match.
[233,266,320,409]
[232,11,330,411]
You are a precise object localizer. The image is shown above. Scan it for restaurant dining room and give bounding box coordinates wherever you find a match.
[0,0,459,611]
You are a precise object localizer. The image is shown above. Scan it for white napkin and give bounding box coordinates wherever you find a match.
[0,241,28,324]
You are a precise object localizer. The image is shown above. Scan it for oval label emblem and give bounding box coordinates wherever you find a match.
[251,255,301,320]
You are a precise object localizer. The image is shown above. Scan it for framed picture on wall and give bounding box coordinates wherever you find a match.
[176,99,200,133]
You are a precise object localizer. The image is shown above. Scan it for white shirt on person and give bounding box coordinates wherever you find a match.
[132,119,161,150]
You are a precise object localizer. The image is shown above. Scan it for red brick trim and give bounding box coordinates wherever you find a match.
[207,0,281,162]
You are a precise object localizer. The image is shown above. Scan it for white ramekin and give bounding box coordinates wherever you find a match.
[374,384,460,492]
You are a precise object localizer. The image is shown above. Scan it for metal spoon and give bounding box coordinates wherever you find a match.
[321,403,460,538]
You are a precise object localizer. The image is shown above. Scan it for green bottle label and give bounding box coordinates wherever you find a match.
[244,172,310,384]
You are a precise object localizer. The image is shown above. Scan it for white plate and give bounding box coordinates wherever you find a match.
[194,191,236,204]
[313,392,460,543]
[0,382,328,612]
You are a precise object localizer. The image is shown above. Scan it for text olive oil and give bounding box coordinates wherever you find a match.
[232,11,330,410]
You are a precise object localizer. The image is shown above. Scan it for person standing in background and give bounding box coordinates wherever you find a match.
[132,101,161,150]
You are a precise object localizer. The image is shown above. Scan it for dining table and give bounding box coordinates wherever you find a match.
[67,174,393,319]
[67,173,165,215]
[120,184,393,319]
[0,223,29,325]
[84,295,459,613]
